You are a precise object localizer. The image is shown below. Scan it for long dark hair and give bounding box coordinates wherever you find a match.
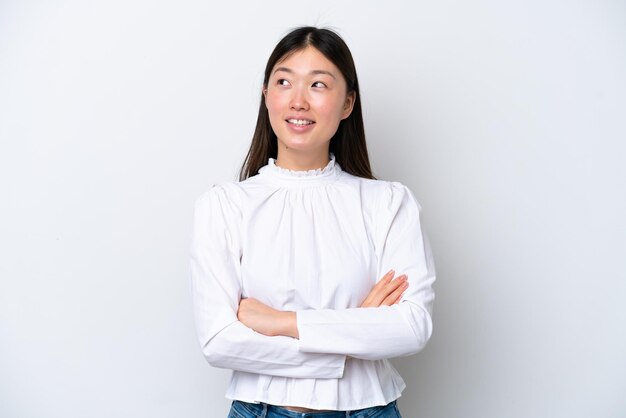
[239,26,374,181]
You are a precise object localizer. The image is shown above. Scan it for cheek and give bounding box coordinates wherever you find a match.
[315,99,346,123]
[265,93,286,118]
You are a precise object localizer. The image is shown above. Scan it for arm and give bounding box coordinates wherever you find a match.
[297,183,435,360]
[238,269,409,338]
[238,183,435,361]
[190,186,346,378]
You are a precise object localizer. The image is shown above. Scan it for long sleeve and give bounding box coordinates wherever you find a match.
[190,185,346,378]
[296,182,435,360]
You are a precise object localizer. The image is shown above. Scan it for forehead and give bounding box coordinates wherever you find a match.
[272,46,340,75]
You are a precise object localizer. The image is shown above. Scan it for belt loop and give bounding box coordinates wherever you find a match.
[345,410,350,418]
[260,403,268,418]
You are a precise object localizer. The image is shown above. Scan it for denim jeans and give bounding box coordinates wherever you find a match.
[227,400,402,418]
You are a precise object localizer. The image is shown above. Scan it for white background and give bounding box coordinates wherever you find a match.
[1,1,625,417]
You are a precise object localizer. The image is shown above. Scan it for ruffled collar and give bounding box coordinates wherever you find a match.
[258,153,341,183]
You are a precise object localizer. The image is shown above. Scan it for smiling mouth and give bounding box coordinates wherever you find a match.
[286,119,315,126]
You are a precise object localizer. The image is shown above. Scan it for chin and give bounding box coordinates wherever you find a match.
[280,141,327,153]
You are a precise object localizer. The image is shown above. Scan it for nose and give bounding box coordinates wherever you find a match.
[290,86,309,111]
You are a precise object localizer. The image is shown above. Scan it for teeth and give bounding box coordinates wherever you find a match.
[287,119,314,126]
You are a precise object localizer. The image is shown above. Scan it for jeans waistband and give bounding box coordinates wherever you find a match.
[231,399,398,418]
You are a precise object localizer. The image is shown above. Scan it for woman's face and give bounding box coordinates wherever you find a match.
[264,46,355,156]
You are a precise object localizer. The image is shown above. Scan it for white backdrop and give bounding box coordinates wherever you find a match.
[1,1,625,417]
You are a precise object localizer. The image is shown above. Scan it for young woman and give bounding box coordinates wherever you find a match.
[190,26,435,418]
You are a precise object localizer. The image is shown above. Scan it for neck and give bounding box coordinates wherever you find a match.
[275,147,331,171]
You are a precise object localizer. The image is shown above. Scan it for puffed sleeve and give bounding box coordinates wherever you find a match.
[190,185,346,378]
[296,182,435,360]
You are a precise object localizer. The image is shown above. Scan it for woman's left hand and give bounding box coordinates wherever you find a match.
[238,297,299,338]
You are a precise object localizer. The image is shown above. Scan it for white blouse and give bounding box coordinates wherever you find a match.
[190,154,435,411]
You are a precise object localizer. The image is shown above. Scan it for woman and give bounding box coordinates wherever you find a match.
[190,26,435,417]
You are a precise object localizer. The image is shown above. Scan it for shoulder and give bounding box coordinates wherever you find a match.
[193,181,244,218]
[339,172,420,212]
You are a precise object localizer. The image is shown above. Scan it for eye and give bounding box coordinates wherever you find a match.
[312,81,327,88]
[277,79,290,86]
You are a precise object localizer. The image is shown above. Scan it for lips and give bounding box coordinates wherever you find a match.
[286,118,315,126]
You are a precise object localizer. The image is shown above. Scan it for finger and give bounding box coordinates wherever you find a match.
[367,275,406,307]
[362,270,396,306]
[381,275,407,297]
[383,269,395,281]
[381,280,409,306]
[373,269,395,289]
[381,283,407,306]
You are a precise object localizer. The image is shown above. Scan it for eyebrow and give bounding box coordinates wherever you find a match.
[273,67,336,79]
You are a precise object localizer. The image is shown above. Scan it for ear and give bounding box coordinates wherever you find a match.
[341,91,356,120]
